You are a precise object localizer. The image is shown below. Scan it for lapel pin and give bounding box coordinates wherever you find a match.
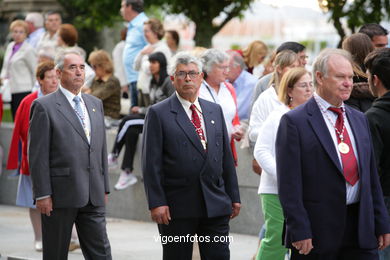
[92,108,96,112]
[211,120,215,124]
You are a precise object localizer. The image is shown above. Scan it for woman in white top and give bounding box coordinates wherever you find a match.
[134,18,171,98]
[249,50,299,143]
[253,68,314,260]
[199,48,242,164]
[0,20,37,119]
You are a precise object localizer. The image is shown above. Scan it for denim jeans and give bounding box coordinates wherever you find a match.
[129,81,138,107]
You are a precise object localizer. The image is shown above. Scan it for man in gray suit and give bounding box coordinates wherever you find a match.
[28,50,112,260]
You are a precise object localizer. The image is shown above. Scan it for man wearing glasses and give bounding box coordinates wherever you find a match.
[142,52,241,260]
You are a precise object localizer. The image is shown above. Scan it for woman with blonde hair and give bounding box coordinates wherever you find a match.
[254,67,313,260]
[88,50,121,122]
[243,40,268,77]
[249,50,299,142]
[0,20,37,119]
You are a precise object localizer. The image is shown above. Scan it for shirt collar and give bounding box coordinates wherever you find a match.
[60,85,83,105]
[37,88,44,98]
[129,12,147,27]
[314,92,345,111]
[232,70,246,87]
[175,91,202,113]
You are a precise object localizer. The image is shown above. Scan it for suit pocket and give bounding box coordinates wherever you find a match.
[50,167,70,177]
[216,177,225,187]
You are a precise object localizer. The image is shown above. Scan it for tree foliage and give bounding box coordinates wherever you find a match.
[57,0,122,31]
[318,0,390,46]
[145,0,255,47]
[57,0,122,53]
[56,0,255,49]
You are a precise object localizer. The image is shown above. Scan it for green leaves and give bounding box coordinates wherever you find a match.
[57,0,122,31]
[318,0,390,45]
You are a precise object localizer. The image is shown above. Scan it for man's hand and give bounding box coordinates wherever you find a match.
[131,106,140,114]
[105,194,108,204]
[36,197,53,216]
[292,239,313,255]
[232,128,244,141]
[151,206,171,225]
[378,233,390,250]
[230,203,241,219]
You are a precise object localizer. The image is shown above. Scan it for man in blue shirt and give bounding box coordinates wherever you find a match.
[120,0,148,107]
[226,51,258,121]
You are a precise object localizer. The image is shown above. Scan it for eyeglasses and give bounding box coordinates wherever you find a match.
[175,71,200,80]
[296,82,313,89]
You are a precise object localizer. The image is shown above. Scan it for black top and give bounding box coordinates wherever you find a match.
[366,91,390,196]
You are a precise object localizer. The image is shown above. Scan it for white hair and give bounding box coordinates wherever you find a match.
[55,49,83,70]
[312,48,353,88]
[200,48,229,73]
[25,12,44,28]
[169,52,203,76]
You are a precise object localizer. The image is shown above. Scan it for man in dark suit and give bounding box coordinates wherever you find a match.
[28,50,112,260]
[276,48,390,259]
[142,52,241,260]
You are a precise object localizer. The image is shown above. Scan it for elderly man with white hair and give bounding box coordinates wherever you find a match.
[25,12,45,49]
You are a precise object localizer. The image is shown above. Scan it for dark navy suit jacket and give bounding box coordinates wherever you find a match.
[142,94,240,219]
[276,97,390,253]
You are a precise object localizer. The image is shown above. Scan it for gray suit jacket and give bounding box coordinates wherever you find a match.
[28,89,110,208]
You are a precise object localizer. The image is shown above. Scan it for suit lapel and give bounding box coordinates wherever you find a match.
[306,98,343,173]
[55,90,89,145]
[83,94,97,146]
[200,99,215,156]
[170,95,206,156]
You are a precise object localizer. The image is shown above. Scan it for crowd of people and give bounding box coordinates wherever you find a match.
[1,0,390,259]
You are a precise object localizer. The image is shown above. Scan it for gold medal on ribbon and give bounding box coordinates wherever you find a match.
[338,142,350,154]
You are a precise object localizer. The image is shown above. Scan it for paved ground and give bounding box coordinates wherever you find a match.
[0,205,258,260]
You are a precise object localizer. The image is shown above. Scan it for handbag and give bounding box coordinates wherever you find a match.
[0,79,12,102]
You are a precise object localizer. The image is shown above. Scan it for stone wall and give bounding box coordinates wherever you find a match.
[0,123,263,235]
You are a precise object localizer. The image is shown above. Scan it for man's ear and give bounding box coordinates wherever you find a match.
[170,75,174,82]
[373,74,381,88]
[315,71,323,86]
[56,69,61,78]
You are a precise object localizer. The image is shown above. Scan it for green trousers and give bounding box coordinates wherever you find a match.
[256,194,287,260]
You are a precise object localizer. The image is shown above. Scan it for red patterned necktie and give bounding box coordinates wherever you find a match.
[328,107,359,186]
[190,104,206,150]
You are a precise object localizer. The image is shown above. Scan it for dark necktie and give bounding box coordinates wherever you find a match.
[328,107,359,186]
[190,104,206,150]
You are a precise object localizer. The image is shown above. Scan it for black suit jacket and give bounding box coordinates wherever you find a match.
[276,97,390,253]
[142,94,240,218]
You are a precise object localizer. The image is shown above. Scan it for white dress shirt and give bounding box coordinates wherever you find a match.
[175,92,207,142]
[199,81,236,140]
[60,86,92,143]
[314,93,360,204]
